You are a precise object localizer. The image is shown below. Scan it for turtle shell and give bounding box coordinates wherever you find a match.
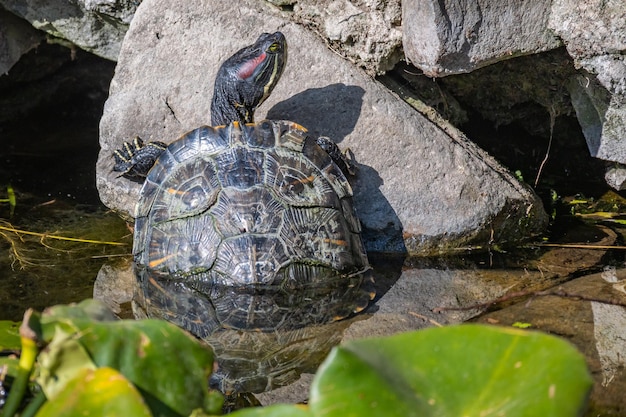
[133,120,370,288]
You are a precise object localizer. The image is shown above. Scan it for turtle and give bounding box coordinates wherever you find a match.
[114,31,372,291]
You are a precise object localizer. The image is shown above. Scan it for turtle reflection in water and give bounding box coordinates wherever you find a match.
[114,32,374,397]
[134,267,374,397]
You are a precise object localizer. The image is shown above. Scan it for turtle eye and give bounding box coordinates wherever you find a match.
[268,42,280,53]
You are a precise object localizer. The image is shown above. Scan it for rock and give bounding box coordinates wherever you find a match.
[0,0,139,60]
[289,0,403,75]
[96,0,548,255]
[400,0,626,192]
[604,165,626,191]
[549,0,625,61]
[406,47,578,135]
[0,40,114,126]
[402,0,562,76]
[549,0,626,189]
[93,259,135,317]
[0,9,44,75]
[266,0,297,5]
[566,63,626,174]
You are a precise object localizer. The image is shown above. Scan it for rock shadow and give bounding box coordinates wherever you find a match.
[266,83,364,143]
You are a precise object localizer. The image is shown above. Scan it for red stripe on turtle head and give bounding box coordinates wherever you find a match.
[236,52,267,80]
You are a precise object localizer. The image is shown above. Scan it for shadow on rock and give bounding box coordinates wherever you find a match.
[354,164,407,255]
[267,83,364,142]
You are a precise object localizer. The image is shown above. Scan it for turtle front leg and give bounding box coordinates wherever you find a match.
[113,136,167,182]
[316,136,357,176]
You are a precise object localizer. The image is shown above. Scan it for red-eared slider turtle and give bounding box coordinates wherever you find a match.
[114,31,371,290]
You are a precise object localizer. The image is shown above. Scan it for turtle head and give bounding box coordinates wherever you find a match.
[211,32,287,126]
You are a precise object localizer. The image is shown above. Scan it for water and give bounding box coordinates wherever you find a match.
[1,44,624,414]
[0,45,128,320]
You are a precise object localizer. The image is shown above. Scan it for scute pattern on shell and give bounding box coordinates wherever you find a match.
[133,120,369,287]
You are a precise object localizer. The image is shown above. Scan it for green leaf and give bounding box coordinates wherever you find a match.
[36,327,98,399]
[0,356,19,379]
[310,324,592,417]
[0,320,21,380]
[0,320,21,350]
[43,299,119,322]
[35,367,153,417]
[37,300,217,417]
[81,320,214,416]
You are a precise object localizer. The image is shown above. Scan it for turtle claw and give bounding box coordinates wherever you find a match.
[316,136,357,176]
[113,136,167,182]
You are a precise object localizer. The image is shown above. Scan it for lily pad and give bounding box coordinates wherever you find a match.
[36,300,218,417]
[309,324,592,417]
[36,367,152,417]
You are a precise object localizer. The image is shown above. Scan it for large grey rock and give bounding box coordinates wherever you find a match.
[402,0,562,76]
[96,0,548,255]
[0,0,138,60]
[549,0,626,188]
[0,9,44,75]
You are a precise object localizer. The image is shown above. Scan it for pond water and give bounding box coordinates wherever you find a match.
[1,48,625,415]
